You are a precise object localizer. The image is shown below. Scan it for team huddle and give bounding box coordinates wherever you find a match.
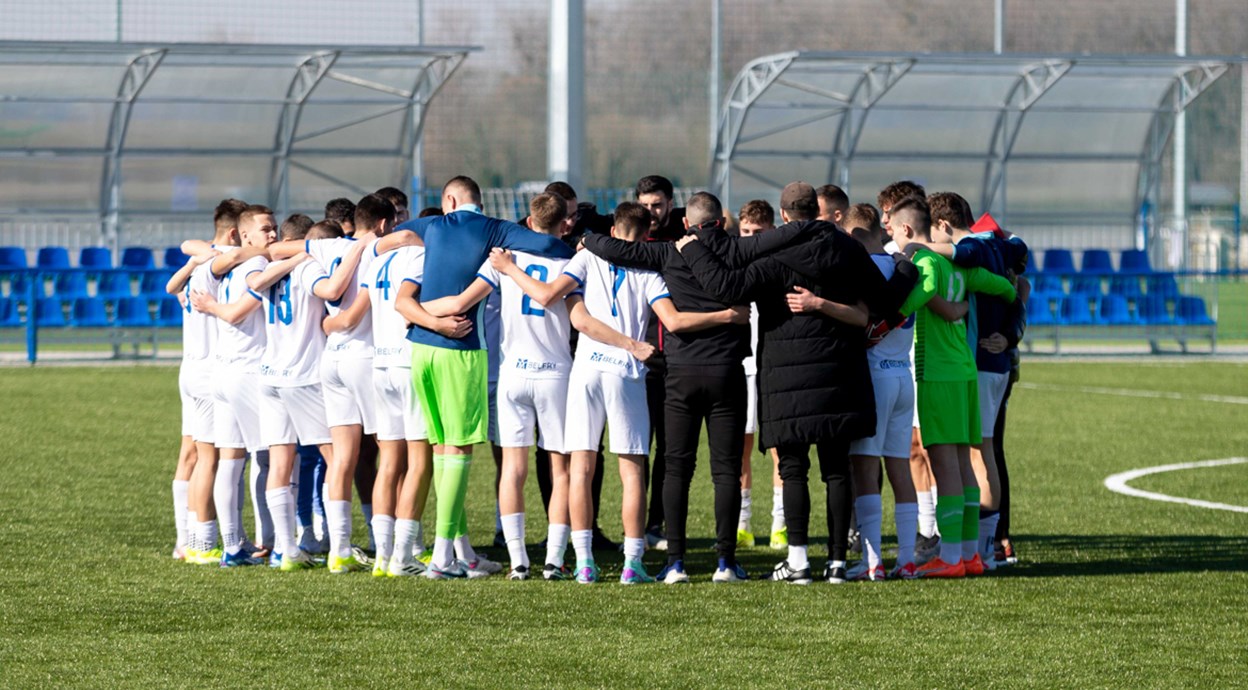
[166,173,1028,584]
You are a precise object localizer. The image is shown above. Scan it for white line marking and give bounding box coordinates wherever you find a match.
[1104,458,1248,513]
[1017,382,1248,405]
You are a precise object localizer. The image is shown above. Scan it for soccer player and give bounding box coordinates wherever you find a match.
[249,219,367,571]
[324,198,357,237]
[816,184,849,226]
[188,204,278,567]
[395,175,574,580]
[375,186,411,224]
[420,192,581,580]
[890,195,1017,577]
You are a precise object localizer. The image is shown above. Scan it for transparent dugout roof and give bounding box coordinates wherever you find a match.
[712,51,1238,227]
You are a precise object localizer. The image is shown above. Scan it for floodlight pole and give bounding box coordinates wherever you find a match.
[710,0,722,157]
[412,0,426,207]
[548,0,584,191]
[993,0,1005,54]
[1174,0,1188,268]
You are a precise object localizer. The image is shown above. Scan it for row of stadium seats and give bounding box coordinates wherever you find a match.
[1028,293,1214,327]
[0,246,189,270]
[1039,248,1152,275]
[0,295,183,329]
[1,270,177,301]
[1030,271,1180,299]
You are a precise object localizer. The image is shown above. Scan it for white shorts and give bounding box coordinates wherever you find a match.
[487,379,500,445]
[373,366,428,442]
[320,355,376,433]
[565,365,648,455]
[260,383,332,447]
[850,374,914,458]
[212,363,263,452]
[977,371,1010,438]
[744,373,758,435]
[179,359,215,443]
[497,370,569,452]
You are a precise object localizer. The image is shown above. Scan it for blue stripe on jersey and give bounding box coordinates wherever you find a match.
[648,292,671,305]
[476,272,498,289]
[562,271,585,287]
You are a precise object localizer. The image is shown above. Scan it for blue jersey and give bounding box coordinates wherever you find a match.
[398,207,574,351]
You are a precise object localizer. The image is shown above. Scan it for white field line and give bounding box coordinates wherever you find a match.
[1017,382,1248,405]
[1103,458,1248,513]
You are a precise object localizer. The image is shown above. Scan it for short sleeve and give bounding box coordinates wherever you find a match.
[645,271,670,305]
[561,250,590,286]
[476,258,501,289]
[294,258,328,294]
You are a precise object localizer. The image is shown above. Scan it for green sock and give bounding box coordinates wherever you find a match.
[452,456,472,539]
[935,494,964,563]
[962,486,981,558]
[434,455,471,540]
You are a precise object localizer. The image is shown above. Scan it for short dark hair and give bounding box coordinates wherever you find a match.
[528,192,568,231]
[238,204,274,229]
[443,175,482,205]
[213,198,249,236]
[544,181,578,202]
[280,213,315,241]
[374,186,408,210]
[927,192,973,230]
[738,199,775,227]
[635,175,674,200]
[613,202,652,238]
[418,206,443,218]
[816,184,849,216]
[324,198,356,225]
[306,220,344,240]
[354,193,396,232]
[878,181,927,212]
[845,203,884,243]
[890,196,931,240]
[780,182,819,221]
[685,191,723,227]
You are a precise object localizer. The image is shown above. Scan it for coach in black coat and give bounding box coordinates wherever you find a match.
[676,182,917,581]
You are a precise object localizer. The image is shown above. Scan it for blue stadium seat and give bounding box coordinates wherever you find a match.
[1031,274,1064,297]
[139,270,174,298]
[1098,295,1138,325]
[155,296,184,327]
[97,271,132,299]
[1108,275,1143,299]
[79,247,113,270]
[1081,249,1114,275]
[1119,249,1151,274]
[164,247,189,269]
[1057,295,1094,325]
[0,246,27,269]
[1146,273,1179,298]
[55,272,90,299]
[120,246,156,270]
[1068,275,1103,297]
[0,297,23,327]
[1176,295,1214,325]
[35,297,67,327]
[6,272,33,299]
[71,297,111,327]
[1137,294,1173,325]
[36,247,71,270]
[1043,249,1075,275]
[116,297,154,327]
[1027,293,1057,326]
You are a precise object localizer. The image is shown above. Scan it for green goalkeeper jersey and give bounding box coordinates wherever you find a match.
[899,248,1017,383]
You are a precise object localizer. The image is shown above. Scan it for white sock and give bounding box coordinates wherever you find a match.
[236,456,250,544]
[326,499,353,559]
[894,502,918,566]
[571,529,593,566]
[193,519,218,553]
[394,519,418,565]
[738,488,752,530]
[266,487,295,557]
[980,513,1001,560]
[771,487,786,531]
[413,521,425,555]
[854,494,884,569]
[453,535,478,563]
[917,488,937,538]
[787,544,809,571]
[315,483,330,541]
[250,452,272,550]
[372,514,396,565]
[214,458,246,554]
[172,480,190,548]
[432,537,454,569]
[830,559,846,569]
[545,523,570,567]
[361,503,375,550]
[623,537,644,561]
[501,512,528,569]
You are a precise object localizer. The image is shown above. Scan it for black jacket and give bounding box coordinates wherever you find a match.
[680,221,919,449]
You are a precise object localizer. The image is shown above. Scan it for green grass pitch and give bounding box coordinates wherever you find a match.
[1,361,1245,688]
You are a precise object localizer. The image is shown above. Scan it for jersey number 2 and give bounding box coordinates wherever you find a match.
[520,264,548,317]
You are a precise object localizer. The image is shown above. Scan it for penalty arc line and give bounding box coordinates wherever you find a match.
[1104,457,1248,514]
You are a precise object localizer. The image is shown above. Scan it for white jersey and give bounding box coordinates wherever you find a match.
[562,250,668,380]
[259,258,330,387]
[742,303,759,376]
[477,251,575,380]
[213,254,267,367]
[182,244,234,361]
[307,236,377,360]
[867,253,914,378]
[367,245,425,369]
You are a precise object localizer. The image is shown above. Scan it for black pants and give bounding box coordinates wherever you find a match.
[994,377,1015,541]
[535,445,606,524]
[776,437,852,562]
[645,356,668,531]
[662,364,747,563]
